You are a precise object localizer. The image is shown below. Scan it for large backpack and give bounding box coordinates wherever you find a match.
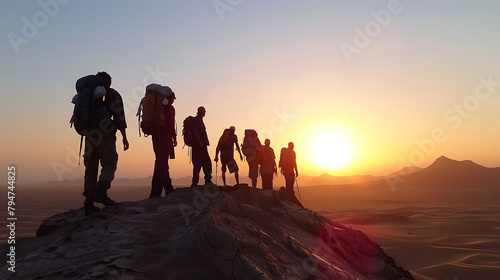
[279,147,295,171]
[219,128,233,150]
[70,75,107,135]
[70,75,108,164]
[241,129,262,162]
[279,147,288,168]
[137,84,167,136]
[182,116,196,147]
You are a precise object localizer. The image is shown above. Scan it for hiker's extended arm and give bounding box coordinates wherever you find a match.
[235,136,243,160]
[168,106,177,147]
[214,142,220,162]
[119,128,129,151]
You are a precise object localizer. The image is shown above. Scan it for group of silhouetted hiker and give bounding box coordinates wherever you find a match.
[70,72,298,215]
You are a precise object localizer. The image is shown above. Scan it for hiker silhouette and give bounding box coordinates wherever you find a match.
[279,142,298,195]
[71,72,128,215]
[141,84,177,198]
[214,126,244,187]
[241,129,263,188]
[260,139,277,190]
[190,106,214,187]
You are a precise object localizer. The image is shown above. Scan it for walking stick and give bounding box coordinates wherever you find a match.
[294,174,302,200]
[215,160,218,186]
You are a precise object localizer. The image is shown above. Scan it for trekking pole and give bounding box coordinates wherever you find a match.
[215,160,218,186]
[294,174,302,200]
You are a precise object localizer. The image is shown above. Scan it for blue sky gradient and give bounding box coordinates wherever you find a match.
[2,1,499,183]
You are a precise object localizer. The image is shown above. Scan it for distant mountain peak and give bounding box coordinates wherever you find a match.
[436,155,452,161]
[430,156,480,169]
[404,156,500,188]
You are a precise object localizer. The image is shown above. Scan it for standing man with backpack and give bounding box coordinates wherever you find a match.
[260,139,277,190]
[92,72,128,207]
[149,86,177,197]
[136,83,177,197]
[72,72,128,216]
[190,106,213,187]
[279,142,298,196]
[214,126,243,187]
[241,129,262,188]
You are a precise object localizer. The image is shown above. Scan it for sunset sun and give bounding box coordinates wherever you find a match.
[312,132,351,170]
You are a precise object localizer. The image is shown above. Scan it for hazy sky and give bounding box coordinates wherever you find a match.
[2,1,500,184]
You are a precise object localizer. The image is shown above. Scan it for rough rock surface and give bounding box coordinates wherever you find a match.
[1,186,413,280]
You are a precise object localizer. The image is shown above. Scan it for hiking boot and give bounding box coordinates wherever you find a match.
[84,199,100,216]
[94,190,116,206]
[99,196,116,206]
[204,180,216,187]
[94,182,115,206]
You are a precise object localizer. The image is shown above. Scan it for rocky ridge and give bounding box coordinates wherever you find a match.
[1,186,413,280]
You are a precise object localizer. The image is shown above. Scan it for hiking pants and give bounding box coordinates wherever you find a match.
[151,130,173,196]
[248,160,259,180]
[284,172,295,195]
[261,174,273,190]
[83,130,118,199]
[192,145,212,185]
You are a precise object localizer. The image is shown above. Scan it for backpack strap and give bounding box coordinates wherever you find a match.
[78,134,83,165]
[154,93,161,141]
[136,99,143,137]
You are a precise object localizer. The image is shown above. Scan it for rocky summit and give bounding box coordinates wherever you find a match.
[1,186,413,280]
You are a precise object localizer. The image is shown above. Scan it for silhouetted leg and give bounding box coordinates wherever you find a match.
[226,158,239,186]
[235,170,240,185]
[221,160,227,186]
[94,132,118,205]
[164,159,173,195]
[284,173,295,195]
[192,146,202,186]
[97,132,118,185]
[248,160,258,188]
[222,170,226,186]
[151,132,168,197]
[201,147,212,184]
[262,174,273,190]
[83,138,99,199]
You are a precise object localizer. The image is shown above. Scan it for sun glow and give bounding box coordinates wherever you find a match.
[312,132,351,170]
